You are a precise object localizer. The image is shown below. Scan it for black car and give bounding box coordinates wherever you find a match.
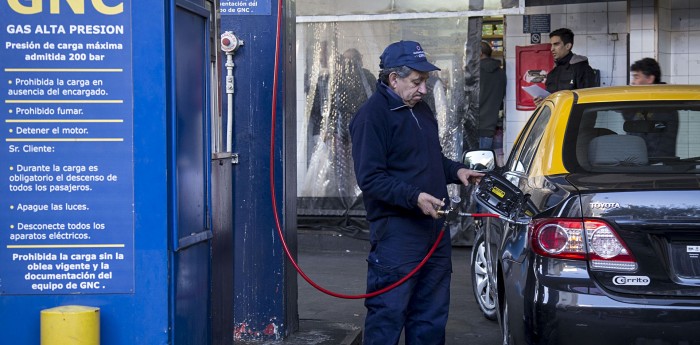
[465,85,700,344]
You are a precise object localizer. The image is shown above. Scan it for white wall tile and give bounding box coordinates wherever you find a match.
[506,121,527,140]
[514,110,534,123]
[573,39,587,56]
[564,3,585,13]
[642,5,656,30]
[630,6,643,30]
[671,9,690,31]
[505,15,523,36]
[587,3,607,13]
[630,30,643,53]
[671,31,690,53]
[547,5,566,14]
[689,55,700,76]
[671,53,690,76]
[549,14,568,33]
[566,12,588,33]
[630,51,644,66]
[588,55,610,84]
[689,76,700,83]
[689,30,700,53]
[505,100,517,119]
[613,34,629,56]
[608,11,628,33]
[659,30,672,53]
[613,50,629,78]
[608,1,627,12]
[525,6,547,15]
[587,12,609,34]
[659,8,672,31]
[505,62,517,102]
[670,75,690,83]
[688,9,700,29]
[589,34,611,56]
[506,35,530,56]
[612,76,628,86]
[658,52,672,80]
[506,77,517,102]
[670,0,690,9]
[642,29,657,53]
[507,120,527,138]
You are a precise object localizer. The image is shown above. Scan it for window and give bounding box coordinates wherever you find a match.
[568,102,700,173]
[507,106,552,175]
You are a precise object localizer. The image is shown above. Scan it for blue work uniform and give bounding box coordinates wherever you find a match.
[350,81,467,345]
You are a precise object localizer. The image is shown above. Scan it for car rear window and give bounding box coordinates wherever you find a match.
[567,102,700,173]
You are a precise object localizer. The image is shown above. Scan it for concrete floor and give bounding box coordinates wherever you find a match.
[283,229,501,345]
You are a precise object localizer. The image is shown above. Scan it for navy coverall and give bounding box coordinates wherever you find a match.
[350,82,467,345]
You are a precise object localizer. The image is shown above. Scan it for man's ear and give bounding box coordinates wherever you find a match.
[389,72,398,87]
[565,42,573,51]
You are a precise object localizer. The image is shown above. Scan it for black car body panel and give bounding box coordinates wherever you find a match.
[496,174,700,344]
[473,86,700,345]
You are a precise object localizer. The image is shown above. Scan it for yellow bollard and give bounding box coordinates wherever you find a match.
[41,305,100,345]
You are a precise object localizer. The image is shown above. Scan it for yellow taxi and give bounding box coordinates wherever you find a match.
[467,85,700,344]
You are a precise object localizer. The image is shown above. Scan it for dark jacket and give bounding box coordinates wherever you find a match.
[349,82,466,221]
[479,57,507,137]
[545,52,597,93]
[622,107,679,158]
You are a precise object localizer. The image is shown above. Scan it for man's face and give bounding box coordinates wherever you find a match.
[550,36,572,61]
[390,70,429,107]
[630,71,655,85]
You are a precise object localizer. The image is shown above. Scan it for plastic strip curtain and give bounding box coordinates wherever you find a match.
[295,2,517,241]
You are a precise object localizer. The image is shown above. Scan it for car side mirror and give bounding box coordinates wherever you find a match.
[463,150,496,172]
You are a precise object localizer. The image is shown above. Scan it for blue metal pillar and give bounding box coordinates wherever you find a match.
[220,0,298,341]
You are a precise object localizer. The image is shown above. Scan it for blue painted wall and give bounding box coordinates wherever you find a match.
[0,0,171,343]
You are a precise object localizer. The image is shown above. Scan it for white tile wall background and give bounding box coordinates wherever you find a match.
[657,0,700,84]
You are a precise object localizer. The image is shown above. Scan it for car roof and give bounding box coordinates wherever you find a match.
[554,84,700,106]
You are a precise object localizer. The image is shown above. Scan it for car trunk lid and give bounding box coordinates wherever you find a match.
[568,174,700,298]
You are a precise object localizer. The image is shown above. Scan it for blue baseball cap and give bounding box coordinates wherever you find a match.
[379,40,440,72]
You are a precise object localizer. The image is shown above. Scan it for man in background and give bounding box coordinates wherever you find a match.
[625,57,678,158]
[535,28,597,104]
[478,41,506,151]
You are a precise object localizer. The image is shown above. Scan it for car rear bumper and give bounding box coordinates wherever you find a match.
[522,260,700,345]
[529,288,700,344]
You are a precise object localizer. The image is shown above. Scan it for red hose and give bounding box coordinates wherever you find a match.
[267,0,498,299]
[266,0,439,299]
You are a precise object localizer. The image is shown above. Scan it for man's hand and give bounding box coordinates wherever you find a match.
[417,192,444,219]
[457,168,484,186]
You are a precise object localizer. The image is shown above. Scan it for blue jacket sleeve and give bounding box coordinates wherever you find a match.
[351,116,422,210]
[442,154,468,185]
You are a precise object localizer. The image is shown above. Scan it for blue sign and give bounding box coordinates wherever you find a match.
[220,0,271,15]
[0,1,134,294]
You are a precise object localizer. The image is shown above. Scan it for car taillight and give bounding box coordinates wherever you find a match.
[529,218,637,272]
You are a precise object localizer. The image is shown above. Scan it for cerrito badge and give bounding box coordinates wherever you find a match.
[613,276,650,286]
